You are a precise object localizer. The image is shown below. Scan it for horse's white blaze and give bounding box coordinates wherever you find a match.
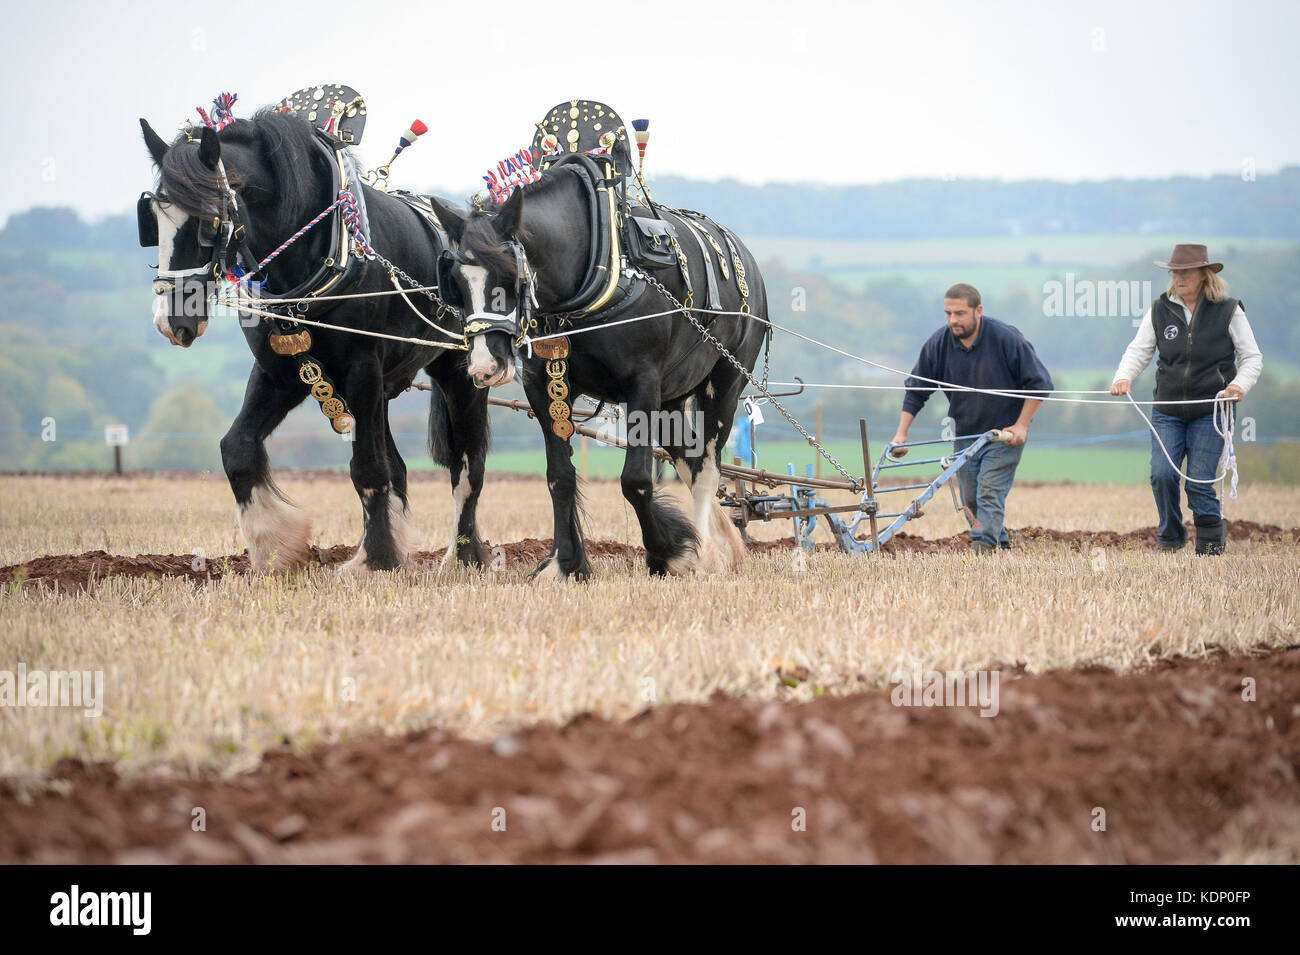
[151,200,187,343]
[462,264,488,314]
[150,200,210,344]
[463,265,495,378]
[239,484,312,572]
[468,331,494,378]
[440,455,471,570]
[462,264,516,386]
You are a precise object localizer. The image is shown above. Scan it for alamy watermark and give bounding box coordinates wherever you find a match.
[889,668,1000,717]
[1042,273,1152,324]
[596,408,706,457]
[49,885,150,935]
[0,663,103,717]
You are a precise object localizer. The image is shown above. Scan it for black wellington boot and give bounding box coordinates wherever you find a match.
[1194,516,1227,556]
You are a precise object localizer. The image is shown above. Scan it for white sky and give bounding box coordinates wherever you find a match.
[3,0,1298,224]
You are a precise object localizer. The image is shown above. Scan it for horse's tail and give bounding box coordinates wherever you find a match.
[427,379,493,468]
[427,382,455,468]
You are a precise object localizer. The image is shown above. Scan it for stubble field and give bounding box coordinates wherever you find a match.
[1,471,1297,863]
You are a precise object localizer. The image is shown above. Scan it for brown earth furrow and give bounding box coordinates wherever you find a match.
[1,521,1293,593]
[2,647,1296,864]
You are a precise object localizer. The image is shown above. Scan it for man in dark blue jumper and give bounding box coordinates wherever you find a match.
[890,284,1054,553]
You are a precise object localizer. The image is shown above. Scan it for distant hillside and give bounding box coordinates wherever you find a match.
[642,167,1300,239]
[1,195,1297,472]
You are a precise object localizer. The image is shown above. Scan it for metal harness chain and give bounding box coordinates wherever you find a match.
[761,329,772,391]
[375,252,459,324]
[638,270,862,490]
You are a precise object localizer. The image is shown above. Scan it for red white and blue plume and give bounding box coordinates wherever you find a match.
[632,118,650,167]
[394,119,428,158]
[484,146,541,205]
[197,92,239,132]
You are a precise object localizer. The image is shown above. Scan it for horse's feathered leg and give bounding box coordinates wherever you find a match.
[221,364,311,572]
[688,364,749,572]
[339,356,410,573]
[623,381,698,576]
[522,363,591,580]
[427,363,491,569]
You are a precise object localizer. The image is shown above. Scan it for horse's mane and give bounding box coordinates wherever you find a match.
[460,168,573,281]
[158,108,327,219]
[459,212,521,282]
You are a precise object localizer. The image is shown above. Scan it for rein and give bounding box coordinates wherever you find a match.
[240,189,372,279]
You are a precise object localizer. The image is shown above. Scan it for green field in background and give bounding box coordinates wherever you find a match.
[745,233,1295,298]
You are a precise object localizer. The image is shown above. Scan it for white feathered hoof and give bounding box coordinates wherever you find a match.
[337,541,373,576]
[531,554,567,583]
[339,496,412,576]
[710,501,747,572]
[239,485,312,573]
[662,543,700,577]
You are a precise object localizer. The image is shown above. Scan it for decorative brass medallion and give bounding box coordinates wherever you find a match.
[269,329,312,356]
[543,350,574,441]
[531,335,570,360]
[295,356,354,434]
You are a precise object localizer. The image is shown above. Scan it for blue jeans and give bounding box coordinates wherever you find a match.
[955,438,1024,548]
[1149,409,1224,547]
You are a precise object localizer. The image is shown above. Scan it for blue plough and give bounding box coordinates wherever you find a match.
[719,419,1012,553]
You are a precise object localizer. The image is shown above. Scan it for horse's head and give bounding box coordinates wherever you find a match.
[137,119,249,347]
[431,194,525,389]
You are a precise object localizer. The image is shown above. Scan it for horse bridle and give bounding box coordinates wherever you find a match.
[139,133,367,311]
[441,241,536,351]
[138,158,249,297]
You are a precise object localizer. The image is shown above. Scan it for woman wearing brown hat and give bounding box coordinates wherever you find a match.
[1109,245,1263,555]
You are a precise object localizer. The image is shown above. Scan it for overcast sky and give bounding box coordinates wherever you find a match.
[3,0,1298,224]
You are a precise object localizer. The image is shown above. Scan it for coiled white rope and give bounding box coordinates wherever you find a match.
[1123,393,1238,499]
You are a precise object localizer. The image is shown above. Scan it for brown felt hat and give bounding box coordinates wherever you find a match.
[1154,243,1223,272]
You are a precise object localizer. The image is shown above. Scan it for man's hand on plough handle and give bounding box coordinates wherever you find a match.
[887,426,1016,458]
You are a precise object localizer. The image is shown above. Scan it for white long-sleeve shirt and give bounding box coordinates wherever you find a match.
[1111,299,1264,394]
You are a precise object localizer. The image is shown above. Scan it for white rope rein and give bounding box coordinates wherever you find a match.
[524,306,1234,406]
[214,296,466,350]
[242,283,441,304]
[207,289,1243,491]
[523,305,1243,492]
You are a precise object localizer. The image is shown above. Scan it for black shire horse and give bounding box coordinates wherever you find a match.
[138,108,505,572]
[431,174,767,580]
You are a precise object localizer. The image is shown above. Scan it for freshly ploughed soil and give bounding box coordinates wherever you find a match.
[1,520,1292,593]
[2,647,1297,863]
